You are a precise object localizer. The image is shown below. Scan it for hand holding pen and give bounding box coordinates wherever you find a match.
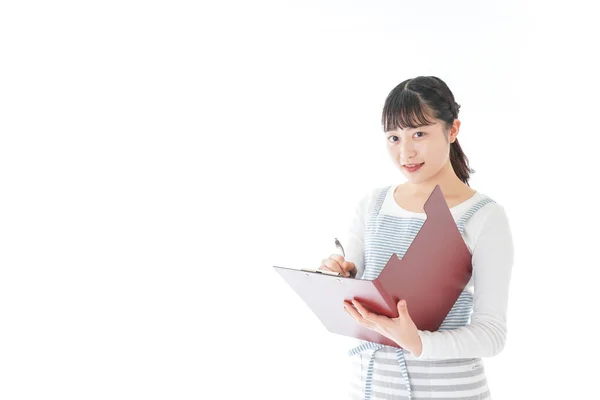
[318,237,357,278]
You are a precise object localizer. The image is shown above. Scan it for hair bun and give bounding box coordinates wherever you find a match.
[453,102,461,118]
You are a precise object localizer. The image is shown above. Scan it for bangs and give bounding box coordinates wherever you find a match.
[382,88,436,132]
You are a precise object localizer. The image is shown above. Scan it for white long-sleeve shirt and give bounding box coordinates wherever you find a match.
[337,185,515,360]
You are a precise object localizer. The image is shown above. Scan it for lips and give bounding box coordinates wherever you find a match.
[403,162,424,172]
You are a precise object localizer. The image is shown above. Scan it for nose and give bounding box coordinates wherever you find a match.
[399,140,417,161]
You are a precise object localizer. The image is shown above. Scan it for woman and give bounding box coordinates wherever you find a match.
[319,76,514,399]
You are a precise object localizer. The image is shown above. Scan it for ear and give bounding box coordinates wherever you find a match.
[449,119,461,143]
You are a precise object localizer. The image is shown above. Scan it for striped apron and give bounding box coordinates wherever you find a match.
[349,186,496,400]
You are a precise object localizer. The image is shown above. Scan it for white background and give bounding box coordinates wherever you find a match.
[1,1,599,399]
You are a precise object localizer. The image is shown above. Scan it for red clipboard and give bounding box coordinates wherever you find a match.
[273,185,472,348]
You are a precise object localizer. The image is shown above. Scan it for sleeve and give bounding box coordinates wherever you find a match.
[411,204,515,360]
[332,188,380,279]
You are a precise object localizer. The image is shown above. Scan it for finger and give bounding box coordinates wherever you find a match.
[397,299,408,315]
[395,299,413,322]
[344,302,376,329]
[321,258,343,274]
[343,302,358,321]
[352,300,390,326]
[330,254,345,265]
[330,255,350,276]
[321,258,347,276]
[330,256,354,277]
[343,261,356,276]
[344,301,364,322]
[345,303,396,341]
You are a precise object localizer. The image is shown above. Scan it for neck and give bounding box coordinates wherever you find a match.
[405,160,467,196]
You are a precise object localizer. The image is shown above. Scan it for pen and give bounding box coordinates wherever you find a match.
[334,237,345,258]
[300,238,347,277]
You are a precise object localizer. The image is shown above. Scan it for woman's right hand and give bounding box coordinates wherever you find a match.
[319,255,357,278]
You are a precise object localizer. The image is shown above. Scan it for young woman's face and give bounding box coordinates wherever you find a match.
[385,119,459,184]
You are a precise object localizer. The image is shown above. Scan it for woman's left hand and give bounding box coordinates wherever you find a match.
[344,299,423,357]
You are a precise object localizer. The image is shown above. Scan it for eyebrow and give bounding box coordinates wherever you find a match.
[385,126,429,134]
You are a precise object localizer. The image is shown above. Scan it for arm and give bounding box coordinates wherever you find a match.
[333,188,380,279]
[411,204,514,359]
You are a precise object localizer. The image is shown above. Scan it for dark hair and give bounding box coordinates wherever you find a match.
[381,76,475,185]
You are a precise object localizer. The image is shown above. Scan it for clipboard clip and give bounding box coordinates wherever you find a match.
[300,268,342,277]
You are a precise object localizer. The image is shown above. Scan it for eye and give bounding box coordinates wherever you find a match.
[387,135,399,143]
[414,131,426,138]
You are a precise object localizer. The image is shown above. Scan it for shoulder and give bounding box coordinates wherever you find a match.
[464,191,512,243]
[351,185,393,219]
[356,185,392,208]
[470,191,510,219]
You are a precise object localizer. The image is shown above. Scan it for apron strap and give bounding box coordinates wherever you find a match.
[349,342,412,400]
